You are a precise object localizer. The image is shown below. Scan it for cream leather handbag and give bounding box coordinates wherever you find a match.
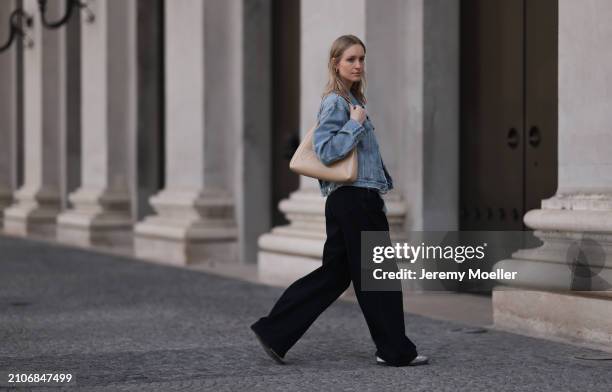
[289,123,358,182]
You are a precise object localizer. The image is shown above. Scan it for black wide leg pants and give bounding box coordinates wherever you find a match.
[251,186,418,366]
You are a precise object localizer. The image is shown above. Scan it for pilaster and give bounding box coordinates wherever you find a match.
[4,0,63,237]
[134,0,239,265]
[56,0,136,247]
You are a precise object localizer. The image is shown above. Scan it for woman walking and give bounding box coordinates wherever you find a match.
[251,35,428,367]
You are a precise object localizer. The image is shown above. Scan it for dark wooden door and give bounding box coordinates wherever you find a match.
[459,0,558,292]
[460,0,558,231]
[524,0,558,211]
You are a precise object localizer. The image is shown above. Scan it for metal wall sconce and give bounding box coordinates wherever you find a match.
[38,0,94,29]
[0,8,33,53]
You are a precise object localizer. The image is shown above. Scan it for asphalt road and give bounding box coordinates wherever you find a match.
[0,235,610,391]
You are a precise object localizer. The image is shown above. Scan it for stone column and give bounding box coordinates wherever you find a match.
[257,0,459,285]
[238,0,272,264]
[0,0,18,224]
[4,0,64,237]
[57,0,136,247]
[134,0,238,265]
[367,0,459,232]
[257,0,366,285]
[494,0,612,351]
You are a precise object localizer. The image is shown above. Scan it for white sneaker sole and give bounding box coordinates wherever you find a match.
[376,355,429,366]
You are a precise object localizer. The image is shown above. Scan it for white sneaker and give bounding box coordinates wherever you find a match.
[376,354,429,366]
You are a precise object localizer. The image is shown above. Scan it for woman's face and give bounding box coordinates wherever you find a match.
[335,44,365,87]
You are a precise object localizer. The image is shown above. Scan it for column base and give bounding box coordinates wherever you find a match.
[492,198,612,351]
[257,187,326,286]
[0,189,12,225]
[3,188,60,238]
[258,229,324,286]
[493,203,612,291]
[56,219,133,249]
[3,218,56,238]
[493,287,612,352]
[56,188,134,248]
[135,233,238,266]
[134,189,238,265]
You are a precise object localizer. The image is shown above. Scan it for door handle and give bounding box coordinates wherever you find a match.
[529,126,541,147]
[507,128,519,149]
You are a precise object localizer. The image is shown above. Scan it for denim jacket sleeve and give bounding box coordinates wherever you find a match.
[312,94,366,166]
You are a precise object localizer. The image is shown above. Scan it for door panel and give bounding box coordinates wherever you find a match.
[525,0,558,211]
[459,0,558,292]
[460,0,525,231]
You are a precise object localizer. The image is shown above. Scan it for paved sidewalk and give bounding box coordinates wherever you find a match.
[0,235,610,391]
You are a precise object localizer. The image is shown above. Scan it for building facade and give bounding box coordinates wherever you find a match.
[0,0,610,350]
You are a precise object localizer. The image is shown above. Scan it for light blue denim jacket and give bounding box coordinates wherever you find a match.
[313,92,394,201]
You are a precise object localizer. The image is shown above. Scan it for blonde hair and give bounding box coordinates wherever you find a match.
[322,35,367,105]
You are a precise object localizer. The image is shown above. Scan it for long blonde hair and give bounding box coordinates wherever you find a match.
[322,35,367,105]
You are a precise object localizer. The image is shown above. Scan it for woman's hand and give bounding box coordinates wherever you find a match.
[350,104,367,125]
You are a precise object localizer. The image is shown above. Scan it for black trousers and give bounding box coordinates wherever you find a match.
[251,186,418,365]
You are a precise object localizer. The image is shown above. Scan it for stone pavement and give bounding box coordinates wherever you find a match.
[0,235,610,391]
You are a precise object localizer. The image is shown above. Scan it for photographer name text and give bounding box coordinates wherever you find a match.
[372,268,517,281]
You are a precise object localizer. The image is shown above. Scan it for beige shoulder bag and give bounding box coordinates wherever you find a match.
[289,97,358,182]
